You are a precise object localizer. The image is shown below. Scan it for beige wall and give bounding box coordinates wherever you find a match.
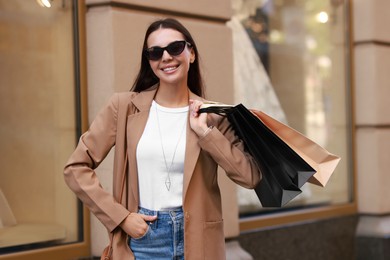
[86,0,231,20]
[353,0,390,237]
[84,2,238,256]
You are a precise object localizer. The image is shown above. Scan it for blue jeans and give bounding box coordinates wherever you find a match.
[129,207,184,260]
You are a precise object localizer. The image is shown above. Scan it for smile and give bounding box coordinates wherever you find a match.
[161,65,179,73]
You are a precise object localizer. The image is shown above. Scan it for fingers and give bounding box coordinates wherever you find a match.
[141,214,157,222]
[120,213,157,238]
[189,99,203,117]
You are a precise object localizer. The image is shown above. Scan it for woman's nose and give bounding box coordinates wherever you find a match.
[161,50,173,61]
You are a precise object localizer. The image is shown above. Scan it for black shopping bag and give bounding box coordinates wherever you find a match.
[199,104,316,207]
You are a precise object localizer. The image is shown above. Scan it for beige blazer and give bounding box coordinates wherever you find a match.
[64,85,261,259]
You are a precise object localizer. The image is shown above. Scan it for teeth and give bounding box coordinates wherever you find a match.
[163,66,177,72]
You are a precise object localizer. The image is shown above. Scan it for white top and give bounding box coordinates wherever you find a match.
[136,100,188,210]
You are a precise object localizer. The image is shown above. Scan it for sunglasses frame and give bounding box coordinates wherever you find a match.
[144,40,192,61]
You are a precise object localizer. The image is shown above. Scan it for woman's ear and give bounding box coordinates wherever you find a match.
[190,48,195,63]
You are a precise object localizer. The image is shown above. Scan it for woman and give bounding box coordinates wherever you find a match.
[64,18,261,259]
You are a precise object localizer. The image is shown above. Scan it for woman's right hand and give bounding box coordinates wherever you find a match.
[119,212,157,238]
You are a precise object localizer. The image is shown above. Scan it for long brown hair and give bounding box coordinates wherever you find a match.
[130,18,205,97]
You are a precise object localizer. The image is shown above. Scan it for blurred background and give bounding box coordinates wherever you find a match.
[0,0,389,259]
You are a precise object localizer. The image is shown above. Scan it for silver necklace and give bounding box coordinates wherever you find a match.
[155,103,187,191]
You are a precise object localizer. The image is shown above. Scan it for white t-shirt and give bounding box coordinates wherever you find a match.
[136,100,188,210]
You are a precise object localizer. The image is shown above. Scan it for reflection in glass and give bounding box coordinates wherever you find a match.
[0,0,80,253]
[231,0,351,215]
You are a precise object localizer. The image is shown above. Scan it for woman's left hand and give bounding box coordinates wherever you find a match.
[189,99,209,137]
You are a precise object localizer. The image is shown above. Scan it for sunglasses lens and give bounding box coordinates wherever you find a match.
[146,48,163,61]
[166,41,186,56]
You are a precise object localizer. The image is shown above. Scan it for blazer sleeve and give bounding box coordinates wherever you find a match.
[198,114,262,189]
[64,93,130,232]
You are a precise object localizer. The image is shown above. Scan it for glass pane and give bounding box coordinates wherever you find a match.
[231,0,352,215]
[0,0,80,253]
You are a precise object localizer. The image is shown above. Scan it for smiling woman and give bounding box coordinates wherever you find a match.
[63,17,262,260]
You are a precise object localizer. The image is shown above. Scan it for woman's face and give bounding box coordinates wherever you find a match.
[146,28,195,87]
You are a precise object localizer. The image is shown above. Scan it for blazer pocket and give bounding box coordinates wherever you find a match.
[203,220,225,259]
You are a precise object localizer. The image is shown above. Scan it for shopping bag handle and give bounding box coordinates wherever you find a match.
[199,104,234,116]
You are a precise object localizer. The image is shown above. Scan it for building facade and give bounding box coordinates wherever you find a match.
[0,0,389,259]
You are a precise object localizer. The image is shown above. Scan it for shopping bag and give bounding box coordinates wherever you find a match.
[251,110,341,187]
[200,104,316,207]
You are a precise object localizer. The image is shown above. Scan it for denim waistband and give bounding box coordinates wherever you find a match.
[138,206,183,227]
[138,206,182,217]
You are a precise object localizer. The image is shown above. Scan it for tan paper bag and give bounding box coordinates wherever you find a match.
[251,109,341,187]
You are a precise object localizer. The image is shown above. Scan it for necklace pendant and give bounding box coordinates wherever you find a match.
[165,178,171,191]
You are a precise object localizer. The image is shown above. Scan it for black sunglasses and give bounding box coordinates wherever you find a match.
[144,40,192,61]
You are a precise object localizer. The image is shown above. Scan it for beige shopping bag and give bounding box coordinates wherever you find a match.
[251,109,341,187]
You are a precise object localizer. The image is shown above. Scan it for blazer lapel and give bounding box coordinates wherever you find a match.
[126,86,158,206]
[182,91,203,202]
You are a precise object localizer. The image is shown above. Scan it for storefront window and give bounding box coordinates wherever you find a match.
[230,0,352,216]
[0,0,83,254]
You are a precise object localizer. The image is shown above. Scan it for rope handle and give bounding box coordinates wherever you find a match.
[199,104,235,116]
